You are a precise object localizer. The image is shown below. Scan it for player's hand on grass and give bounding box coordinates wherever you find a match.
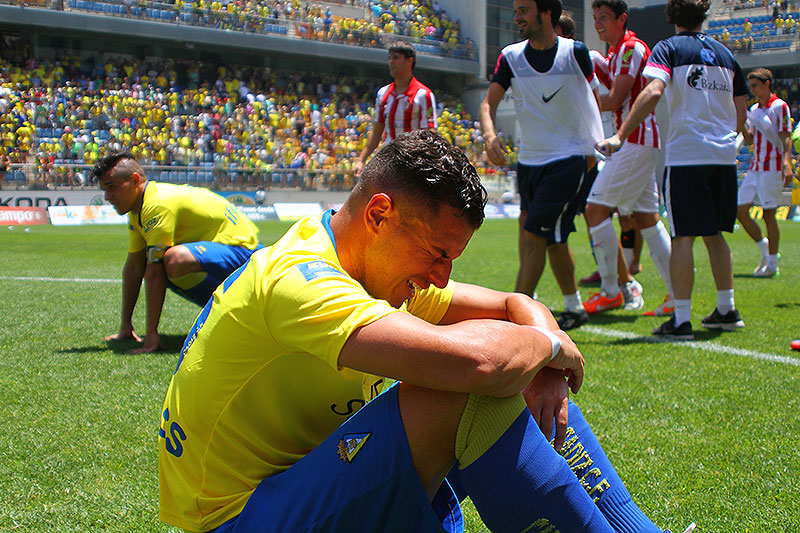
[547,330,584,394]
[485,134,507,167]
[595,134,623,158]
[521,367,570,450]
[129,333,164,354]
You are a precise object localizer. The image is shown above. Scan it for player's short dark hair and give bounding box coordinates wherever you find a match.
[356,129,487,229]
[556,11,576,38]
[665,0,709,29]
[747,67,773,85]
[591,0,628,20]
[388,42,417,70]
[533,0,563,28]
[91,151,138,181]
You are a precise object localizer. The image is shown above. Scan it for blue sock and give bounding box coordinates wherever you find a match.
[450,400,661,533]
[554,401,661,533]
[453,409,615,532]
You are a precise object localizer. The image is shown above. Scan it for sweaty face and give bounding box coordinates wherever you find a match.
[513,0,546,41]
[363,203,474,308]
[100,170,139,215]
[593,5,625,44]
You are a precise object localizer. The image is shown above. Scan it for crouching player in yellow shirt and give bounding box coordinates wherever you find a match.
[94,153,262,354]
[159,130,677,533]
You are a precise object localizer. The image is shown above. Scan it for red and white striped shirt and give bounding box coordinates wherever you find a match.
[374,76,437,143]
[607,31,660,148]
[747,94,791,172]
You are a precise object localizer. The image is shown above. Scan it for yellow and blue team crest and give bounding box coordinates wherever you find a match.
[337,433,371,463]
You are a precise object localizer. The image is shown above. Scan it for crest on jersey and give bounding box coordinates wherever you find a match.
[337,432,371,463]
[621,49,634,66]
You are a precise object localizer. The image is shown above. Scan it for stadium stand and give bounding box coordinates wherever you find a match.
[0,49,513,192]
[705,0,799,52]
[0,0,475,60]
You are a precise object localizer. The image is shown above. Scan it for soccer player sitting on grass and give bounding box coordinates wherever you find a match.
[158,130,679,533]
[94,153,262,354]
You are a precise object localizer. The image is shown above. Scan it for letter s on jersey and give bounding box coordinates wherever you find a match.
[159,408,187,457]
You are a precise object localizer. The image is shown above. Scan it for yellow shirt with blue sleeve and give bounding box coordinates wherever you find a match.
[128,181,260,254]
[158,211,455,532]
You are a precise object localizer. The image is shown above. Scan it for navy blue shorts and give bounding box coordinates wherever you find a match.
[517,156,591,244]
[212,383,463,533]
[663,165,737,237]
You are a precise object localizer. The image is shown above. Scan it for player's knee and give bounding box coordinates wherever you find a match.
[163,246,199,279]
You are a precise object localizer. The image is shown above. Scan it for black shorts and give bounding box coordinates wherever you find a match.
[517,156,590,244]
[663,164,737,237]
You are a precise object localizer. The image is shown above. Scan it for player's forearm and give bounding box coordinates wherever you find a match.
[616,79,663,141]
[143,263,168,337]
[341,313,553,398]
[478,99,498,142]
[358,128,382,164]
[120,256,145,328]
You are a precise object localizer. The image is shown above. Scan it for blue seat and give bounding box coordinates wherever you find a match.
[131,6,141,15]
[76,0,87,8]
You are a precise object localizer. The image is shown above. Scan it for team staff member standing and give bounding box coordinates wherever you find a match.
[354,42,437,177]
[480,0,605,330]
[95,153,261,353]
[159,130,671,533]
[737,67,794,278]
[583,0,674,317]
[597,0,748,339]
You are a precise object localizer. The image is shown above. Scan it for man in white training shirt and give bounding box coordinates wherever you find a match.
[597,0,748,340]
[480,0,604,331]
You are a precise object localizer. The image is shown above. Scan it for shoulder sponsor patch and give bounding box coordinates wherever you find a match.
[142,215,161,233]
[297,260,344,281]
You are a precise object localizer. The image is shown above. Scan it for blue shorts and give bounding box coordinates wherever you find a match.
[167,241,263,306]
[212,383,463,533]
[517,156,591,244]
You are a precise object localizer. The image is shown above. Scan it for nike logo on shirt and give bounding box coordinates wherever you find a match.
[542,87,563,103]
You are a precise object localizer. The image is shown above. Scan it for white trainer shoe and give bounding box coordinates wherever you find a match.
[753,264,779,278]
[621,278,644,310]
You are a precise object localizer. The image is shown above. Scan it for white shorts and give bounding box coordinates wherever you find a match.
[737,170,783,209]
[586,142,659,216]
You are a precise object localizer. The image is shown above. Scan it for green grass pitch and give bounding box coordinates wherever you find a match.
[1,217,798,532]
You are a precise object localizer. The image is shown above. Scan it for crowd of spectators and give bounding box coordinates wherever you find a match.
[9,0,476,59]
[0,47,511,191]
[710,0,799,51]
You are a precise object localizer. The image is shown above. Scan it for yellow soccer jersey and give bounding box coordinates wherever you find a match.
[127,181,260,254]
[158,212,454,532]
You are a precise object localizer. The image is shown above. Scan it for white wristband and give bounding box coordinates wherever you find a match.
[532,326,562,361]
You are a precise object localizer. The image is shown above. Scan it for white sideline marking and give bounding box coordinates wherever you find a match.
[4,276,798,366]
[0,276,119,284]
[582,325,800,367]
